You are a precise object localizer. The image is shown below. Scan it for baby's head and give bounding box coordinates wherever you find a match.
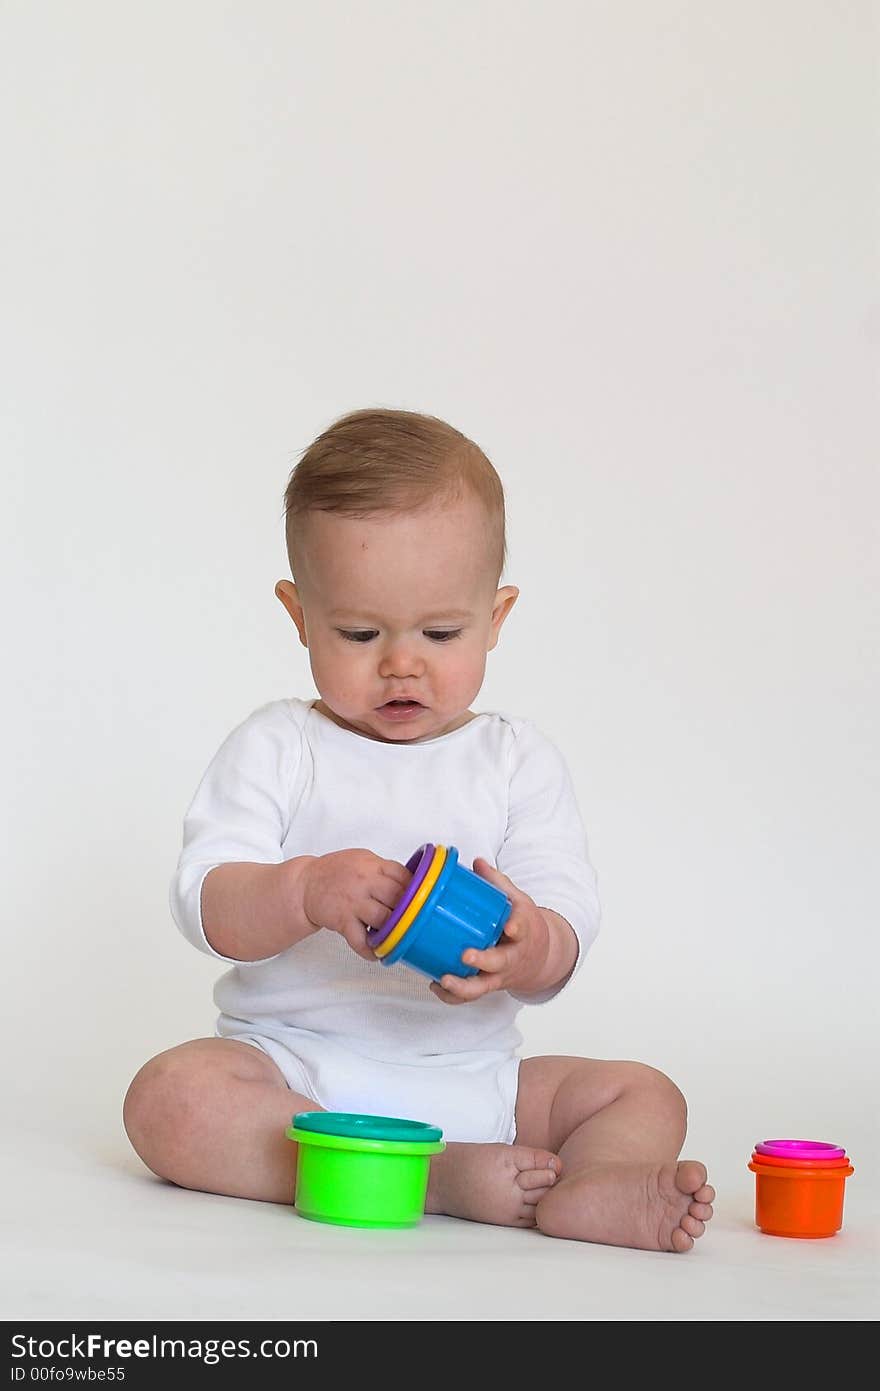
[275,408,518,743]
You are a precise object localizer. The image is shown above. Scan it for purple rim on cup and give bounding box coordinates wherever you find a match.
[756,1140,846,1162]
[366,843,434,949]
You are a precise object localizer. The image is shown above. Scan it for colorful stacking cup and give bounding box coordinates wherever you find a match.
[748,1138,854,1238]
[286,1111,445,1228]
[366,843,437,950]
[373,845,447,959]
[378,845,512,981]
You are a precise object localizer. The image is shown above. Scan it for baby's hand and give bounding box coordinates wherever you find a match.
[429,859,551,1005]
[302,850,411,962]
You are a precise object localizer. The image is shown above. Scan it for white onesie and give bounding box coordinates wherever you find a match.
[170,698,600,1143]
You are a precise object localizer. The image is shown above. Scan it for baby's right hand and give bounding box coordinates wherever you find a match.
[301,850,411,961]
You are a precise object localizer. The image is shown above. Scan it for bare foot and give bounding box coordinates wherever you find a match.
[535,1159,715,1252]
[426,1142,561,1227]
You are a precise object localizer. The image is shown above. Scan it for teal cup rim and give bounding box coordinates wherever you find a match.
[291,1110,443,1144]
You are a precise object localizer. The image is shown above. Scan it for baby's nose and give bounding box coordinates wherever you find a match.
[378,642,425,678]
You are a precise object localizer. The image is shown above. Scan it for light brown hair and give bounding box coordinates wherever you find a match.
[282,407,507,582]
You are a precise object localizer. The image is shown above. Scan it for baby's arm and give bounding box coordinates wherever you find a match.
[532,906,580,993]
[200,858,315,961]
[431,718,598,1007]
[170,705,408,965]
[201,852,409,962]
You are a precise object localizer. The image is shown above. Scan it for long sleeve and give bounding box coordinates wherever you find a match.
[496,720,600,1003]
[169,702,302,962]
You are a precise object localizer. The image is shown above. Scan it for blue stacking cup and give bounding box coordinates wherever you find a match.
[379,847,512,981]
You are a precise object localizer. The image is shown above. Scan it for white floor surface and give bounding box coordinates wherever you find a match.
[3,1098,876,1324]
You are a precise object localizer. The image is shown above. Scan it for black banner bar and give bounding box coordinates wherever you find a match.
[4,1321,559,1387]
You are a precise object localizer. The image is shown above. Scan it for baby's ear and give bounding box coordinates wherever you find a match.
[487,585,519,650]
[274,581,308,647]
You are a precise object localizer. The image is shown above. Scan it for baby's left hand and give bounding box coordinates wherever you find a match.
[429,859,551,1005]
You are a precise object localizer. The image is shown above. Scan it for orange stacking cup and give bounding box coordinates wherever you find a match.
[748,1140,854,1238]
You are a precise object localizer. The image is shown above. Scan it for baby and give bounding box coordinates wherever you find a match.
[124,407,714,1252]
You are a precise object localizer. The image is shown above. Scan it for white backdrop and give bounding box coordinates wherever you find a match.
[2,1,877,1194]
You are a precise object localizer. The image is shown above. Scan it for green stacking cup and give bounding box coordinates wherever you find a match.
[286,1112,445,1228]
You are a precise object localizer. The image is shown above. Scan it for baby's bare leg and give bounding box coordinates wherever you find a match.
[125,1040,558,1225]
[514,1056,715,1252]
[123,1038,319,1203]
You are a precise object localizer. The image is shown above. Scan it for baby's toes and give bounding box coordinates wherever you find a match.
[689,1199,713,1222]
[676,1160,708,1196]
[680,1214,705,1239]
[516,1164,559,1194]
[670,1226,694,1253]
[520,1178,559,1209]
[694,1182,715,1205]
[515,1148,560,1184]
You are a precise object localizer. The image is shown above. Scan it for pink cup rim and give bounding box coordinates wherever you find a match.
[755,1139,846,1161]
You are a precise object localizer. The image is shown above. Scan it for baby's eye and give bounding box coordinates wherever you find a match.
[424,629,463,642]
[337,629,378,643]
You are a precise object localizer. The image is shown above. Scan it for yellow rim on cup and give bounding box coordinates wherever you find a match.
[374,845,447,958]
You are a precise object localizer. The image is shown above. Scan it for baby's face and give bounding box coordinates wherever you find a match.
[276,494,517,743]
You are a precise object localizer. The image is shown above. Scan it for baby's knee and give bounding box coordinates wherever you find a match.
[122,1046,208,1171]
[621,1062,687,1126]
